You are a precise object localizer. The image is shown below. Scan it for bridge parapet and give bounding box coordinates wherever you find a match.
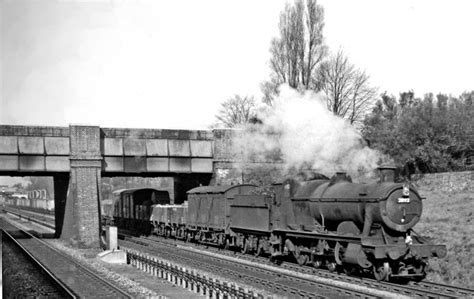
[101,127,214,174]
[0,125,214,174]
[0,126,70,172]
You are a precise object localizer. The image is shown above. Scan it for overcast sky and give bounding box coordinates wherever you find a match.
[1,0,473,130]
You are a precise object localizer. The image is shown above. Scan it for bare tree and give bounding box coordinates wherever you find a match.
[262,0,327,105]
[215,95,257,128]
[319,50,377,124]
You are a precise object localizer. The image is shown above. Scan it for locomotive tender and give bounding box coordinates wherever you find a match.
[102,166,446,281]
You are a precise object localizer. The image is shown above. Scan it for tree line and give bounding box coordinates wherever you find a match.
[363,91,473,174]
[215,0,473,174]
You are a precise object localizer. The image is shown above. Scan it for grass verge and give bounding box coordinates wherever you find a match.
[415,188,473,288]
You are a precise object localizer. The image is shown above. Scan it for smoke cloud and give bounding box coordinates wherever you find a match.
[233,85,390,180]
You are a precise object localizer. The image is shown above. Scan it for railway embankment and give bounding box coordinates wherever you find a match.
[414,171,473,288]
[414,170,474,192]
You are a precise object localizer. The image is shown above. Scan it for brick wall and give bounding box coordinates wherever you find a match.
[413,171,474,192]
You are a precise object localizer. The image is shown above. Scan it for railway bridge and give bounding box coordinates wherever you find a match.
[0,124,252,247]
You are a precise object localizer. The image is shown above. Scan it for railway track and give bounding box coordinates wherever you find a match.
[9,208,474,298]
[120,234,393,298]
[0,217,132,298]
[2,206,55,229]
[2,229,75,298]
[259,251,474,298]
[130,234,474,298]
[409,281,474,298]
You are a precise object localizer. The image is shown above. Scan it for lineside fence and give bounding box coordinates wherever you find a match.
[124,248,263,299]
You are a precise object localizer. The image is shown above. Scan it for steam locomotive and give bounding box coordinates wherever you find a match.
[102,166,446,281]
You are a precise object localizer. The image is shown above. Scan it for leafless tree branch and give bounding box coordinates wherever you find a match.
[215,95,257,128]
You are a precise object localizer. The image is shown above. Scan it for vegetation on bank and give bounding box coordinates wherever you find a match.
[415,187,473,288]
[363,91,474,174]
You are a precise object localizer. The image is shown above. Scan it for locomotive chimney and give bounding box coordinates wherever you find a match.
[378,165,396,183]
[329,171,352,185]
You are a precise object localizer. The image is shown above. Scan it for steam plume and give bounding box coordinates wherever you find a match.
[233,85,390,180]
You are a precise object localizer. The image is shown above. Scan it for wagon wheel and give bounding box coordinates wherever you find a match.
[186,232,192,243]
[413,261,427,281]
[200,232,206,243]
[178,228,185,239]
[224,238,230,250]
[373,262,391,281]
[312,256,323,268]
[296,254,309,266]
[254,240,265,257]
[269,255,282,265]
[326,261,337,272]
[269,246,282,265]
[293,247,309,265]
[334,242,344,265]
[241,239,249,254]
[343,265,357,276]
[218,235,226,249]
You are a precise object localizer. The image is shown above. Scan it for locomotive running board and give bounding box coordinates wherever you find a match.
[274,229,361,244]
[229,227,271,236]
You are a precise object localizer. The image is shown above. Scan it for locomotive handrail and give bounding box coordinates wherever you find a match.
[276,229,362,243]
[303,197,381,202]
[291,197,382,202]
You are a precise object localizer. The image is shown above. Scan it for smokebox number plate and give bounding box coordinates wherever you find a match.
[397,197,411,203]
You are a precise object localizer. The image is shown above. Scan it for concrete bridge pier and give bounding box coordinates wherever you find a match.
[61,125,102,247]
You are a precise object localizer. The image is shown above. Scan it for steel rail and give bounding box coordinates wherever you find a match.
[0,218,132,298]
[133,232,474,298]
[2,207,55,229]
[2,229,77,298]
[121,234,379,298]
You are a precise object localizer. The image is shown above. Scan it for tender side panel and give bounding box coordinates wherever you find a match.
[230,195,271,232]
[210,193,226,230]
[198,194,212,228]
[186,194,199,228]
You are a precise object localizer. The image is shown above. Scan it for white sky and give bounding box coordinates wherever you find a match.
[1,0,473,130]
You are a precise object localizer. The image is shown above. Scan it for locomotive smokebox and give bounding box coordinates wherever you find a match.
[378,165,397,183]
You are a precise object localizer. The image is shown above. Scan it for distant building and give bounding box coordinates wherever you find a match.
[0,185,17,195]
